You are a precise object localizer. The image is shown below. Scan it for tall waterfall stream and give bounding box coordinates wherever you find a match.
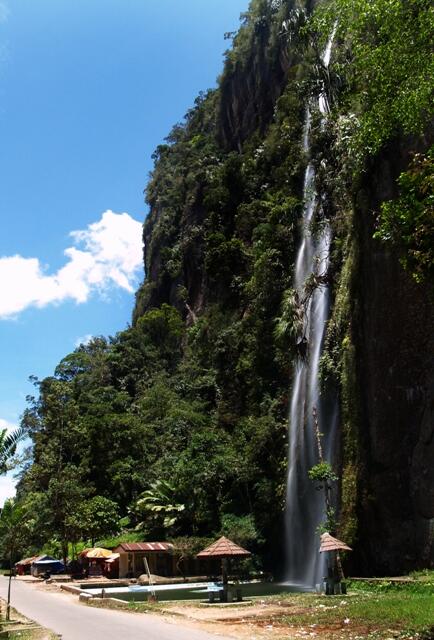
[285,32,337,588]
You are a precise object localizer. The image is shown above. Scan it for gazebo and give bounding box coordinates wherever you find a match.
[197,536,251,601]
[319,533,352,594]
[319,533,352,553]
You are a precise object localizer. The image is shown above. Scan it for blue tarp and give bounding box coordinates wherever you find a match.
[32,558,65,575]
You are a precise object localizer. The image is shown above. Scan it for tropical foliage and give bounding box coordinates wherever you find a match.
[375,147,434,284]
[0,427,26,475]
[7,0,432,572]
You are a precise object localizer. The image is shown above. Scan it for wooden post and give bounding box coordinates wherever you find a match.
[222,558,228,602]
[336,551,345,581]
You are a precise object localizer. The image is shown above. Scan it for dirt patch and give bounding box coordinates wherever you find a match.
[168,601,310,623]
[153,600,323,639]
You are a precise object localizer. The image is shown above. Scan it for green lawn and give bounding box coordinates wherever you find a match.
[274,578,434,639]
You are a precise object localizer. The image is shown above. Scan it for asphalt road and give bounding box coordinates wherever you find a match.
[0,577,233,640]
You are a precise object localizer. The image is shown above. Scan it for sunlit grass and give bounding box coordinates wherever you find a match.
[275,589,434,638]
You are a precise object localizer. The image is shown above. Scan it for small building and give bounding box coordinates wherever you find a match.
[15,556,38,576]
[103,553,119,579]
[113,542,174,578]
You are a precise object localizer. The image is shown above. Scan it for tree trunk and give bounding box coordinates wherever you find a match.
[7,555,12,621]
[336,552,345,581]
[62,540,68,572]
[222,558,229,602]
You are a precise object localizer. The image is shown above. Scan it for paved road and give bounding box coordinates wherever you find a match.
[0,578,233,640]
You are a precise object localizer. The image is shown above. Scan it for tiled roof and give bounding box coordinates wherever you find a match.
[113,542,173,553]
[319,533,352,553]
[15,556,38,566]
[196,536,251,558]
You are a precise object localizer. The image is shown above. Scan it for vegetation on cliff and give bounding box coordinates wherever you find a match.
[6,0,433,574]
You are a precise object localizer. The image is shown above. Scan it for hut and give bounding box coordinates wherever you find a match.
[112,542,174,578]
[319,532,352,594]
[319,532,352,554]
[197,536,251,601]
[15,556,37,576]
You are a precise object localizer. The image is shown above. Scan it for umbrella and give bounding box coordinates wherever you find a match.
[85,548,113,559]
[197,536,251,600]
[319,533,352,553]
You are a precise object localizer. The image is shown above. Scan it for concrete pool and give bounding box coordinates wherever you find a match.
[81,581,306,602]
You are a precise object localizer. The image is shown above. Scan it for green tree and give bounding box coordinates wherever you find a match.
[132,480,185,536]
[308,408,339,535]
[45,467,90,567]
[69,496,120,546]
[314,0,433,154]
[375,147,434,284]
[0,499,29,620]
[220,513,259,549]
[0,426,26,474]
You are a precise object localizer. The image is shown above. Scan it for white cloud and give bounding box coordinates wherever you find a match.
[0,418,16,434]
[0,474,16,507]
[0,210,143,319]
[75,334,93,348]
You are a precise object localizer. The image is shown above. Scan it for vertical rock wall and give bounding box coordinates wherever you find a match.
[351,138,434,573]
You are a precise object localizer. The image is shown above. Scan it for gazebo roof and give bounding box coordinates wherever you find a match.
[319,532,352,553]
[197,536,251,558]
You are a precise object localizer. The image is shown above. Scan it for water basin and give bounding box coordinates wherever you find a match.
[82,581,305,602]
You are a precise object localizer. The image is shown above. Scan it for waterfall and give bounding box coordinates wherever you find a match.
[285,31,337,588]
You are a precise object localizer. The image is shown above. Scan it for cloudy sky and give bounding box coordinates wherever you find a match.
[0,0,247,504]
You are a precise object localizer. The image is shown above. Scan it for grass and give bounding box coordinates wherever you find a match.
[111,589,434,639]
[276,591,434,637]
[409,569,434,583]
[127,600,163,611]
[268,576,434,639]
[2,631,58,639]
[82,574,434,639]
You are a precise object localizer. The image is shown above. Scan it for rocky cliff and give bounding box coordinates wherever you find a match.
[349,137,434,573]
[133,0,433,574]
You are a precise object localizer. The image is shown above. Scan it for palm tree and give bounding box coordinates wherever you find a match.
[0,426,27,620]
[134,480,185,533]
[0,426,26,474]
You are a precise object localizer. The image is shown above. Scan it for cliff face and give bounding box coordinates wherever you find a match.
[134,0,433,574]
[351,138,434,573]
[218,25,289,151]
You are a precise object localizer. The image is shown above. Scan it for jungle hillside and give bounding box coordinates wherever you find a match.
[9,0,434,577]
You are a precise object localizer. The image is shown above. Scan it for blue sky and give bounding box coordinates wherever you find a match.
[0,0,248,503]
